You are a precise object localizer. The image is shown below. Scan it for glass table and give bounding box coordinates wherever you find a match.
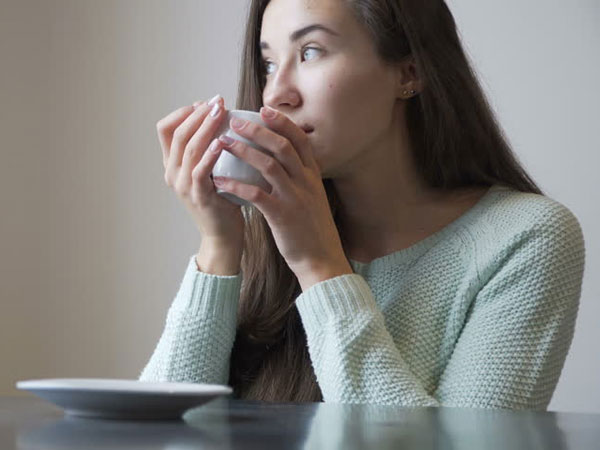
[2,395,599,449]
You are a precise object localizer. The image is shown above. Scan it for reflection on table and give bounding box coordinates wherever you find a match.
[3,396,599,450]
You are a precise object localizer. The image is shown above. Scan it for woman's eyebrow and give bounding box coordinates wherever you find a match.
[260,24,340,50]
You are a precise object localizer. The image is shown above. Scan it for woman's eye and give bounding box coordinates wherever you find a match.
[262,46,322,76]
[302,47,321,61]
[263,60,275,75]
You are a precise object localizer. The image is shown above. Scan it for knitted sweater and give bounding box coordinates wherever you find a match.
[139,184,585,410]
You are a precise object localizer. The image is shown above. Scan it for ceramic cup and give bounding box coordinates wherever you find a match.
[211,109,274,206]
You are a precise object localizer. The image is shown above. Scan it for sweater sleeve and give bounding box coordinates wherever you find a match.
[434,206,585,410]
[295,206,585,409]
[295,274,439,407]
[138,254,242,385]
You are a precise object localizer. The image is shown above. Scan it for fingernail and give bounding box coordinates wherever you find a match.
[208,94,221,106]
[261,106,277,118]
[231,117,245,129]
[209,138,221,153]
[218,134,235,146]
[210,102,221,117]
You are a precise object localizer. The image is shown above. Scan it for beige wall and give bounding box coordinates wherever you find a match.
[0,0,246,390]
[1,0,598,413]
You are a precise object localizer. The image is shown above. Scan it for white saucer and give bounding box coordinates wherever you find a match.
[16,378,233,421]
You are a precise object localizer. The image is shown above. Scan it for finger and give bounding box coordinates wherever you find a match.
[259,106,319,172]
[191,138,224,205]
[218,136,290,195]
[167,102,214,173]
[213,176,273,215]
[181,99,226,179]
[228,115,305,180]
[156,103,200,168]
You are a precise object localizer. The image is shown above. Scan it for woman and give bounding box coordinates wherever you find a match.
[141,0,585,410]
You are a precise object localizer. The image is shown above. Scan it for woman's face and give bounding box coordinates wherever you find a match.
[260,0,401,178]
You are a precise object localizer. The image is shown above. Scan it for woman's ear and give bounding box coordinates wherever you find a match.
[394,56,423,99]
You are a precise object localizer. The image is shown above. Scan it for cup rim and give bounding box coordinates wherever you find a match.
[228,109,260,116]
[226,109,266,127]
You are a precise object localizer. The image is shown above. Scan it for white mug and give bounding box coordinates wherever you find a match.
[211,109,274,206]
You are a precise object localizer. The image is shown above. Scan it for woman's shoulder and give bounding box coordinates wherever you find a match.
[467,185,585,264]
[467,184,585,252]
[486,185,582,232]
[463,185,586,288]
[451,184,584,257]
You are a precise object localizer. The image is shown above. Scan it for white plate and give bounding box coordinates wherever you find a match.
[16,378,233,421]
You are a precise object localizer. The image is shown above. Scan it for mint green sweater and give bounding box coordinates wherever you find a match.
[139,184,585,410]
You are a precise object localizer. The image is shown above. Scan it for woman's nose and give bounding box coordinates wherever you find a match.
[263,67,301,108]
[263,90,301,110]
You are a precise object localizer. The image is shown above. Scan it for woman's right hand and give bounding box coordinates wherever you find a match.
[157,96,245,247]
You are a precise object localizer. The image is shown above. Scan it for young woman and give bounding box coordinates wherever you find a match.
[141,0,585,410]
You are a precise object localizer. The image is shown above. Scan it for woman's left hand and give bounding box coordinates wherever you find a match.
[213,106,352,291]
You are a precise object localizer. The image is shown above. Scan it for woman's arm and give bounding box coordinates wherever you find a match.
[138,254,242,385]
[295,207,585,409]
[434,208,585,409]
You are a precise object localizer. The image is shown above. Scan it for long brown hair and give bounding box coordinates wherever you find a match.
[227,0,544,402]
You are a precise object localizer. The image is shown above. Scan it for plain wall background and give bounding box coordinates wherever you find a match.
[1,0,598,413]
